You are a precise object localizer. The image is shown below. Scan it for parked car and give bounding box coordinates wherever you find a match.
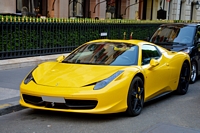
[149,23,200,83]
[20,39,190,116]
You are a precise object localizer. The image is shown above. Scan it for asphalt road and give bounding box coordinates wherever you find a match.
[0,66,34,90]
[0,66,34,103]
[0,66,200,133]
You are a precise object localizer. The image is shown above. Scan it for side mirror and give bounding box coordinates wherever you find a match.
[197,38,200,44]
[56,55,65,63]
[149,58,159,67]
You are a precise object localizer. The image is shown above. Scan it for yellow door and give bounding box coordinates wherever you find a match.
[141,44,170,101]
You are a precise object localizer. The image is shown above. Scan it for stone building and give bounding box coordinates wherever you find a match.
[0,0,200,20]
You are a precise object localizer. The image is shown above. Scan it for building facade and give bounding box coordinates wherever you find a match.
[0,0,200,20]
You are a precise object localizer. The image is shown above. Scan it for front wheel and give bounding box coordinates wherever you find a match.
[126,76,144,116]
[190,61,197,84]
[176,62,190,95]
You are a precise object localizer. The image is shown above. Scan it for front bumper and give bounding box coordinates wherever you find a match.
[20,80,129,114]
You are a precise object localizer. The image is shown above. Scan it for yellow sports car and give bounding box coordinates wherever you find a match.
[20,39,191,116]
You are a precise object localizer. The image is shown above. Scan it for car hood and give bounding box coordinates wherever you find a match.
[154,42,190,52]
[32,62,127,87]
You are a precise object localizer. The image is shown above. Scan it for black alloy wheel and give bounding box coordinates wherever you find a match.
[176,62,190,95]
[190,61,197,84]
[126,76,144,116]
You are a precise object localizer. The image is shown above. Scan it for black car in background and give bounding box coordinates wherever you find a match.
[149,23,200,83]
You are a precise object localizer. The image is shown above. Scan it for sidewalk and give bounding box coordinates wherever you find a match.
[0,53,69,116]
[0,54,68,71]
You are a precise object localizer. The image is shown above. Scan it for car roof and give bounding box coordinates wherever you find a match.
[86,39,153,46]
[160,23,200,27]
[84,39,168,53]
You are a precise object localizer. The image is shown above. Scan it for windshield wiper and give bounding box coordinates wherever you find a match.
[62,60,74,63]
[62,61,99,65]
[173,42,187,46]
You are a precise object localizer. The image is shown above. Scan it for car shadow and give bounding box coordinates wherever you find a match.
[24,108,128,122]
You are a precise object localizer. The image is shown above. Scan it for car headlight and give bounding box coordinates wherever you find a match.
[24,72,34,84]
[24,66,37,84]
[94,70,124,90]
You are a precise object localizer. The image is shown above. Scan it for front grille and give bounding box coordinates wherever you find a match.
[22,94,98,109]
[65,100,98,109]
[23,94,44,106]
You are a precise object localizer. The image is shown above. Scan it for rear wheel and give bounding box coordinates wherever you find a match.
[190,61,197,84]
[176,62,190,95]
[126,76,144,116]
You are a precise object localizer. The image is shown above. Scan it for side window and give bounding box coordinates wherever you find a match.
[142,44,161,65]
[196,27,200,53]
[196,27,200,42]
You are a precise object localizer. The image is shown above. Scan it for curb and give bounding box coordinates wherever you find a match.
[0,53,69,70]
[0,102,25,116]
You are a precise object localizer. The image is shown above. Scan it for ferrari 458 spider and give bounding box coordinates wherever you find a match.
[20,39,191,116]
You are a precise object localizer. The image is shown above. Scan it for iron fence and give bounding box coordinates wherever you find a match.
[0,21,161,60]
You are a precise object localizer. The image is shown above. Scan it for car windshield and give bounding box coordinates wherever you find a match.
[150,25,195,46]
[63,42,138,66]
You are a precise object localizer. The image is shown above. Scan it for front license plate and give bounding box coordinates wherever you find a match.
[42,96,65,103]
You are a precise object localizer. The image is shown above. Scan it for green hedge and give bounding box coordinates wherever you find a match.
[0,16,173,59]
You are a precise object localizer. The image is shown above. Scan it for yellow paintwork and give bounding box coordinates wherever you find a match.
[20,39,190,114]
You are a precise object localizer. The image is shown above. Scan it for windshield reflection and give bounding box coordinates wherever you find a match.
[150,26,195,46]
[63,42,139,66]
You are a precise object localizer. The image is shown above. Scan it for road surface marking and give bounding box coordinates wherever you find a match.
[0,104,11,109]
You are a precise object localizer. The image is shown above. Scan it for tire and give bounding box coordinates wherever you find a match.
[126,76,144,116]
[190,61,197,84]
[176,62,190,95]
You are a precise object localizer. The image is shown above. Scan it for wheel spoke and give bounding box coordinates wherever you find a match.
[179,63,190,92]
[127,77,144,116]
[180,65,189,83]
[131,87,137,96]
[135,80,139,94]
[180,75,188,84]
[131,81,138,97]
[132,97,143,111]
[131,80,144,111]
[132,99,138,110]
[138,87,144,95]
[191,63,197,81]
[184,67,188,77]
